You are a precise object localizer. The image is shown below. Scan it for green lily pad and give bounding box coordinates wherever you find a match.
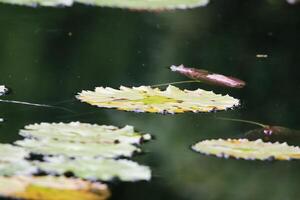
[15,138,140,159]
[192,138,300,161]
[20,122,151,144]
[0,144,29,162]
[0,0,209,10]
[0,176,110,200]
[0,144,37,176]
[36,157,151,181]
[77,85,239,114]
[0,161,37,176]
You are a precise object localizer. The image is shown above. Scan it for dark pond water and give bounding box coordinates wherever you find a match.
[1,0,300,199]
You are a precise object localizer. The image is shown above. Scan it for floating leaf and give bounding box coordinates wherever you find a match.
[36,157,151,182]
[170,65,246,88]
[0,176,110,200]
[77,85,239,114]
[16,138,140,159]
[0,144,37,176]
[192,138,300,160]
[0,0,209,10]
[0,144,29,162]
[20,122,151,144]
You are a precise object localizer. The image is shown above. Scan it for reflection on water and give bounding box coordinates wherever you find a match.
[1,0,300,200]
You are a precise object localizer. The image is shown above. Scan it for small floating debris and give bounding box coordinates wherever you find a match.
[0,85,8,96]
[192,138,300,161]
[256,54,268,58]
[170,65,246,88]
[287,0,300,4]
[77,85,239,114]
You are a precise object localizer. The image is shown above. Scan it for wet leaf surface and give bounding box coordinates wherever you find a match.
[77,85,239,114]
[192,138,300,161]
[16,138,140,159]
[20,122,151,144]
[36,157,151,181]
[13,122,152,182]
[0,144,37,176]
[0,176,110,200]
[0,0,209,10]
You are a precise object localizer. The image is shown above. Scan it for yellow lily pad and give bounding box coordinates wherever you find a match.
[192,139,300,161]
[77,85,239,114]
[0,0,209,10]
[0,176,110,200]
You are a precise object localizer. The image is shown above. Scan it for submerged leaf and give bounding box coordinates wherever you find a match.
[20,122,151,144]
[245,126,300,145]
[77,85,239,114]
[0,176,110,200]
[0,144,37,176]
[192,138,300,160]
[16,138,140,159]
[36,157,151,181]
[0,0,209,10]
[170,65,246,88]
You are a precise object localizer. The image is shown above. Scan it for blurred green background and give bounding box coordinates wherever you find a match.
[1,0,300,199]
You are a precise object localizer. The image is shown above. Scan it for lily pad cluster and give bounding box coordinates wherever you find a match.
[77,85,239,114]
[0,122,152,199]
[192,138,300,161]
[0,0,209,10]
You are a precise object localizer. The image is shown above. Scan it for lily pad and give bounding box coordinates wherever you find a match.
[0,144,37,176]
[77,85,239,114]
[36,157,151,181]
[0,176,110,200]
[0,0,209,10]
[192,138,300,161]
[20,122,151,144]
[16,138,140,159]
[0,144,29,162]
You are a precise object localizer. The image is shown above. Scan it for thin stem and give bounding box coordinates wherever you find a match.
[151,80,201,88]
[0,99,74,113]
[216,117,268,128]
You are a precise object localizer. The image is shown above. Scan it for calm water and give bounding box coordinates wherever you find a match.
[1,1,300,199]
